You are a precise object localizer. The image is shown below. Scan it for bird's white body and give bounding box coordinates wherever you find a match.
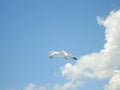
[49,50,77,60]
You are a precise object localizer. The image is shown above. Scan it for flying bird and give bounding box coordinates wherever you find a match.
[49,50,77,60]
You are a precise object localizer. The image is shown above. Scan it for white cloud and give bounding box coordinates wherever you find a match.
[24,83,35,90]
[9,83,47,90]
[61,9,120,89]
[105,70,120,90]
[53,80,84,90]
[24,83,47,90]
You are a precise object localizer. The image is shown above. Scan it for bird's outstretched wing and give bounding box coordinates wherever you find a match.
[49,51,56,58]
[63,51,77,60]
[49,50,77,60]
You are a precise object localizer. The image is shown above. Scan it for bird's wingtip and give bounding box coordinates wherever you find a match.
[72,57,77,60]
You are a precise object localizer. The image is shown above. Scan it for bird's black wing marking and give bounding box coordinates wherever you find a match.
[72,57,77,60]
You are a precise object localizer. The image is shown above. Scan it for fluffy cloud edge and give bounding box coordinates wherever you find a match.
[8,83,47,90]
[104,70,120,90]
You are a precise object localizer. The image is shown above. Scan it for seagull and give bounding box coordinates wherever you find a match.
[49,50,77,60]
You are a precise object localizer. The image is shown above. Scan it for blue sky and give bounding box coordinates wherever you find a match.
[0,0,120,90]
